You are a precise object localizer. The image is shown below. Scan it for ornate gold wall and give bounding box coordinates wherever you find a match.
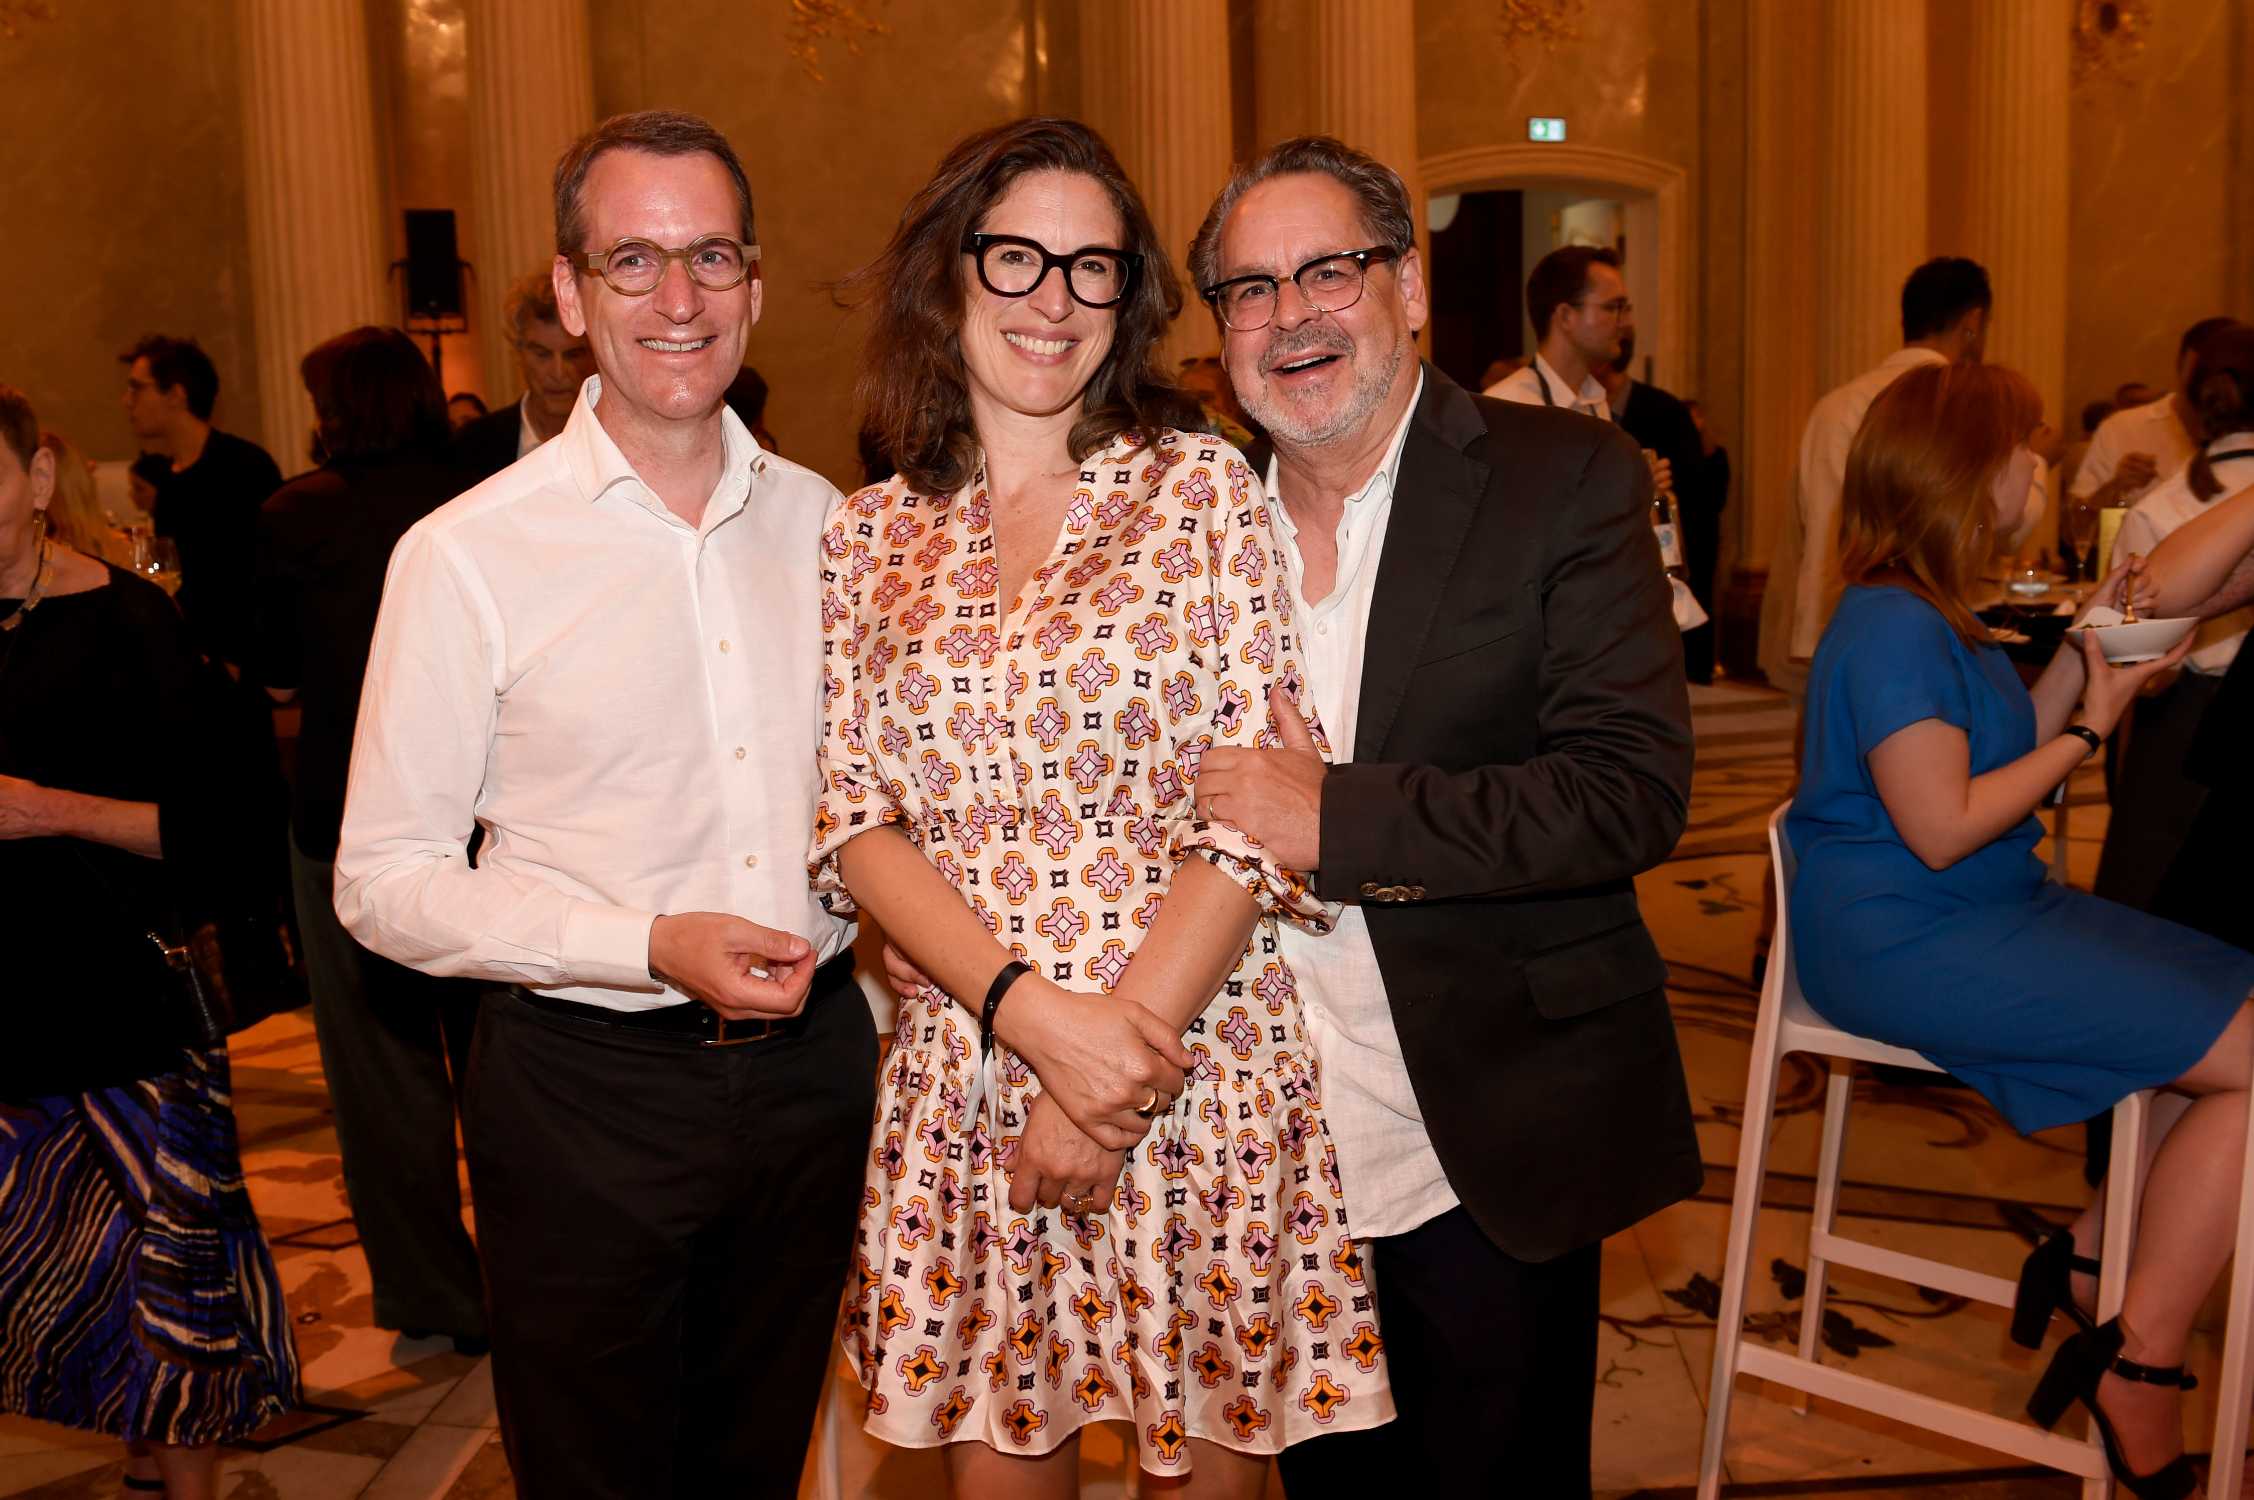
[4,0,2247,517]
[586,0,1044,485]
[1,3,263,460]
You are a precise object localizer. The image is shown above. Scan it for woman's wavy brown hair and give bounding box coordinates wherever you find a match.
[840,117,1202,496]
[1837,362,2043,645]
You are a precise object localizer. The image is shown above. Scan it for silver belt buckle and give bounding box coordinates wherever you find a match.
[703,1015,777,1048]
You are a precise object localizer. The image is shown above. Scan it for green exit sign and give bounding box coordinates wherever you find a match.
[1528,117,1567,142]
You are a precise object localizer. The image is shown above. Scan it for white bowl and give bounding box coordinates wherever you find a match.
[2081,616,2198,664]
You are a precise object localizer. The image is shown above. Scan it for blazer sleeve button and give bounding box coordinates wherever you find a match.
[1359,881,1384,900]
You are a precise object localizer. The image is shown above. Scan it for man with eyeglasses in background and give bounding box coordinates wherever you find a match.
[452,269,596,486]
[336,110,874,1496]
[1486,244,1629,422]
[1185,137,1698,1498]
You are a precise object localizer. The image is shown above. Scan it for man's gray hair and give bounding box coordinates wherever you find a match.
[1187,136,1416,299]
[502,270,563,342]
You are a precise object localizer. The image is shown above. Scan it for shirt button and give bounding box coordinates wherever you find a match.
[743,854,760,869]
[734,746,747,760]
[718,639,731,653]
[1316,621,1329,635]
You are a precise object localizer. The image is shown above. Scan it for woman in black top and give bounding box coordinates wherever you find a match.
[253,327,488,1351]
[0,386,299,1495]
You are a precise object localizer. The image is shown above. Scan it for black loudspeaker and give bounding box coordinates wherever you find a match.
[403,210,465,320]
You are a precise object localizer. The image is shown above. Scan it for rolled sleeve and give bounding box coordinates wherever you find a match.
[1166,464,1333,933]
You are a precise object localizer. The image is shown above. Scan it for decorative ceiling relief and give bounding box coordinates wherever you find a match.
[1497,0,1586,55]
[2072,0,2151,87]
[786,0,889,84]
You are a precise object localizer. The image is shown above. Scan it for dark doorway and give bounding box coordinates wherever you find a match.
[1428,189,1522,392]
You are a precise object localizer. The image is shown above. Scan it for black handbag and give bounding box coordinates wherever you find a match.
[78,845,311,1048]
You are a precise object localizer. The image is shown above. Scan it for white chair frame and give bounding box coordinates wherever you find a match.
[1696,805,2151,1499]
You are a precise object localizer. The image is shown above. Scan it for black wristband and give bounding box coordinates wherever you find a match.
[980,958,1033,1057]
[2062,723,2103,758]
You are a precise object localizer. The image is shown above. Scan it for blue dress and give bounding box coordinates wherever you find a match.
[1787,585,2254,1134]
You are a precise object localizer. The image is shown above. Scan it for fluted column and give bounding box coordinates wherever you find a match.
[1253,0,1425,312]
[466,0,594,405]
[1079,4,1234,362]
[238,0,389,469]
[1816,0,1928,393]
[1742,0,1823,571]
[1963,0,2070,424]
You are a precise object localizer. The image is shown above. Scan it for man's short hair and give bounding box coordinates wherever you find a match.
[2181,315,2241,361]
[1525,245,1621,342]
[503,270,564,342]
[1187,136,1416,300]
[1899,257,1992,343]
[0,384,38,469]
[552,111,755,258]
[118,334,220,421]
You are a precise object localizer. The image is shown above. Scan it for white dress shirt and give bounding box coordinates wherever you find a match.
[2115,432,2254,675]
[2071,393,2197,503]
[335,376,850,1011]
[1484,350,1610,420]
[514,394,544,459]
[1265,371,1460,1239]
[1765,346,1949,674]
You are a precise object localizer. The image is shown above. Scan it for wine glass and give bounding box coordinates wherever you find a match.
[2063,501,2099,585]
[136,536,182,595]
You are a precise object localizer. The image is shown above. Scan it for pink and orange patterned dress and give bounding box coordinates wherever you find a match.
[811,429,1392,1474]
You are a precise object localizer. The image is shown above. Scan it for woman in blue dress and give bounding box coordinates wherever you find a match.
[1789,361,2254,1499]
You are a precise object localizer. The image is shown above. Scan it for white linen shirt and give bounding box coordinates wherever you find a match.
[2115,433,2254,675]
[1778,346,1949,663]
[334,376,850,1011]
[1484,350,1610,420]
[1265,371,1460,1239]
[2070,394,2197,503]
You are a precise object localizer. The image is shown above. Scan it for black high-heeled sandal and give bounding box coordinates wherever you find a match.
[2012,1228,2101,1348]
[2026,1317,2200,1499]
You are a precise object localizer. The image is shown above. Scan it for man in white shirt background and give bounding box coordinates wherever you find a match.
[2070,315,2242,518]
[450,268,595,486]
[1484,243,1626,419]
[335,111,874,1497]
[1758,256,1993,696]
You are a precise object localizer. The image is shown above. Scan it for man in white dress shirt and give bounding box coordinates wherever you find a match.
[2071,316,2242,517]
[1484,244,1626,419]
[1758,257,1993,695]
[336,111,875,1497]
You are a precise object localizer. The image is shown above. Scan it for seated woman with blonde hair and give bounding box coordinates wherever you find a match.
[1787,361,2254,1499]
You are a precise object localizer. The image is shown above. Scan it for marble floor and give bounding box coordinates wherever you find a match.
[0,679,2199,1498]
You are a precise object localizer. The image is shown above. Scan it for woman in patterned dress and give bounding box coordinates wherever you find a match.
[814,119,1392,1495]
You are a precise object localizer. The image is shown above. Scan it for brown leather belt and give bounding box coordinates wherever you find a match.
[509,952,854,1047]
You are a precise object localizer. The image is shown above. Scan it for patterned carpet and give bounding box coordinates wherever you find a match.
[0,680,2190,1498]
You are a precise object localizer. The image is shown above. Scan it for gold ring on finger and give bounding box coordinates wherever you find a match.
[1134,1089,1162,1118]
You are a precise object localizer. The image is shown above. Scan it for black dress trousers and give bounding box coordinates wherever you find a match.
[464,961,877,1499]
[1274,1208,1604,1499]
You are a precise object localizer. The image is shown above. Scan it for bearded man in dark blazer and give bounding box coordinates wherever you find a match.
[1187,137,1700,1497]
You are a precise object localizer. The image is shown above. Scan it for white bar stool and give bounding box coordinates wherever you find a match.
[1696,805,2150,1499]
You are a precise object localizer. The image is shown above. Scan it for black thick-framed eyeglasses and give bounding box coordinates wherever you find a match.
[1201,246,1402,332]
[962,233,1141,309]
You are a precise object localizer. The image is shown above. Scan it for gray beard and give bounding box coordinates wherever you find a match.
[1242,337,1406,449]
